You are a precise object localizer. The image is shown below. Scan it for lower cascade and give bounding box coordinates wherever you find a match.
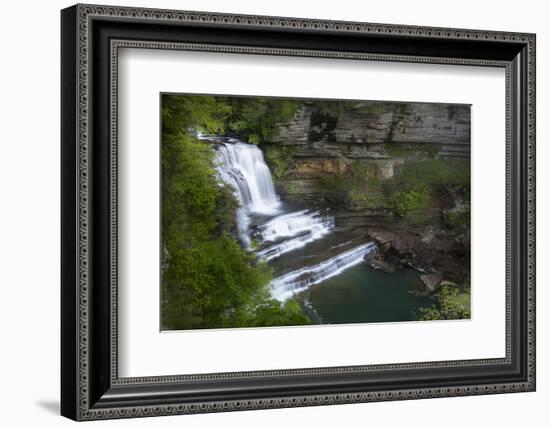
[207,135,376,301]
[254,210,335,261]
[270,242,378,301]
[255,210,334,242]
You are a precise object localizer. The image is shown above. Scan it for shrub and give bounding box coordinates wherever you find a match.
[264,146,297,178]
[249,299,311,327]
[161,94,311,330]
[442,207,471,231]
[391,189,431,215]
[417,285,471,321]
[226,97,300,144]
[315,161,389,210]
[315,158,470,216]
[389,159,470,191]
[385,159,470,215]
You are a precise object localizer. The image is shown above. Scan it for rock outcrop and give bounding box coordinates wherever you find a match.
[260,100,471,290]
[264,101,470,200]
[365,225,470,287]
[272,101,470,159]
[419,273,444,292]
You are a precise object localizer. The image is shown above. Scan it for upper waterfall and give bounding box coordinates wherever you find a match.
[214,142,281,216]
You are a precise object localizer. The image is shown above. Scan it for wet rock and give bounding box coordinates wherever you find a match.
[364,250,377,261]
[385,254,402,268]
[370,259,396,273]
[365,253,396,273]
[333,212,396,228]
[364,225,469,282]
[419,273,443,292]
[366,228,417,253]
[440,280,459,288]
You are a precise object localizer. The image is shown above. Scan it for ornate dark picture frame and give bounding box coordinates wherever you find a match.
[61,4,536,421]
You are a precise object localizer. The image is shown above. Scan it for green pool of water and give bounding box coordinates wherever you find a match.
[299,263,436,325]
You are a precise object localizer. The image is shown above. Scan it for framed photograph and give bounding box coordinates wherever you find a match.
[61,4,536,421]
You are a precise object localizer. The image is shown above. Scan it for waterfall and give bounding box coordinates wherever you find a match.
[255,210,335,261]
[208,134,374,303]
[255,210,334,242]
[270,242,377,301]
[215,142,280,215]
[212,138,334,252]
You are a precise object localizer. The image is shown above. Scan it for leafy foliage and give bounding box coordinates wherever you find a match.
[391,159,470,189]
[442,206,471,231]
[162,94,231,137]
[162,236,273,329]
[249,299,311,327]
[264,146,298,178]
[316,161,387,210]
[161,94,310,330]
[314,158,470,217]
[223,97,299,144]
[386,159,470,215]
[391,189,431,215]
[417,285,471,321]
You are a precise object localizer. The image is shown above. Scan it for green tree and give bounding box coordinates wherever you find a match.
[250,299,311,327]
[161,94,311,330]
[224,97,299,144]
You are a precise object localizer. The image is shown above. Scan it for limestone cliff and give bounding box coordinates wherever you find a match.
[259,100,471,286]
[262,101,470,201]
[272,101,470,158]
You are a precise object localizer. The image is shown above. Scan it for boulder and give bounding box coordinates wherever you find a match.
[365,253,397,273]
[419,273,443,292]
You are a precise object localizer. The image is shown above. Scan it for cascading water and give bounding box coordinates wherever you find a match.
[206,134,376,304]
[270,242,378,301]
[213,141,281,245]
[255,210,334,242]
[255,210,335,261]
[215,142,280,215]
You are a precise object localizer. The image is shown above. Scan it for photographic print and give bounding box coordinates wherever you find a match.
[61,7,535,418]
[161,94,471,331]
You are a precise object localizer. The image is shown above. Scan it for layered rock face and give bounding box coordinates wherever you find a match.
[273,101,470,159]
[261,101,471,286]
[264,101,470,199]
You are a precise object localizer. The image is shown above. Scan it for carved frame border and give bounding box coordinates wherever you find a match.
[62,3,536,421]
[109,39,512,383]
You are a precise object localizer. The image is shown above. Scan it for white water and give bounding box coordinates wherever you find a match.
[208,135,375,301]
[255,210,334,242]
[257,229,327,262]
[255,210,335,261]
[215,142,280,215]
[270,242,378,301]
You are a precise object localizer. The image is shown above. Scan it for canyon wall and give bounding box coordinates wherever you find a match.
[260,101,471,284]
[263,101,471,202]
